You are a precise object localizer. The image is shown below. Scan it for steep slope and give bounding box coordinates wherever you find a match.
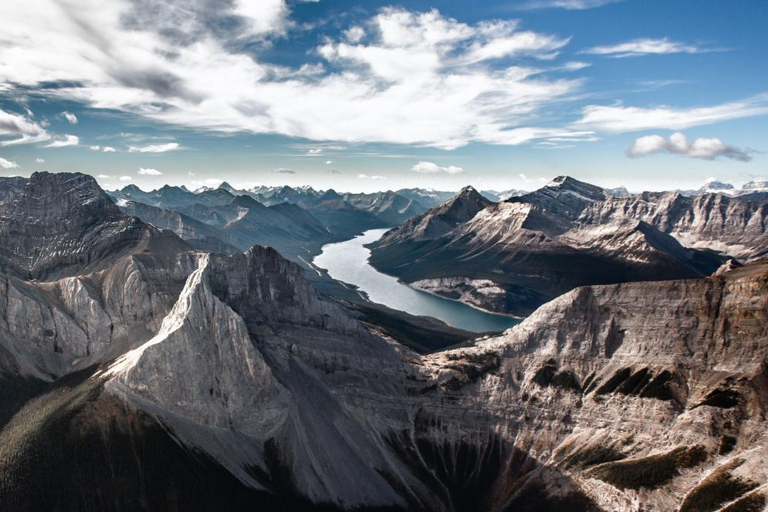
[370,177,749,315]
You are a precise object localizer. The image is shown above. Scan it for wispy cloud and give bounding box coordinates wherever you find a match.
[273,168,295,174]
[45,135,79,148]
[576,94,768,132]
[582,37,708,58]
[138,167,163,175]
[358,174,386,180]
[627,132,752,162]
[128,142,180,153]
[411,161,464,174]
[119,175,132,182]
[35,158,44,163]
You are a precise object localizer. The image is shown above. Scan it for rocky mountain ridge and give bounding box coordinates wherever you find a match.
[370,175,748,316]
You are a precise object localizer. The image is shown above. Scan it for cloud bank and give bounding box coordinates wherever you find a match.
[411,161,464,174]
[627,132,752,162]
[0,1,590,149]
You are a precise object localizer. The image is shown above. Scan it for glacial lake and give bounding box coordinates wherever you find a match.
[313,229,521,333]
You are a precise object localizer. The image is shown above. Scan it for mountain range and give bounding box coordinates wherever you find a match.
[1,172,768,511]
[369,176,768,316]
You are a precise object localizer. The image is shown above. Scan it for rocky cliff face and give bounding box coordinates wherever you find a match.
[370,176,765,316]
[2,172,768,512]
[0,172,188,280]
[414,259,768,511]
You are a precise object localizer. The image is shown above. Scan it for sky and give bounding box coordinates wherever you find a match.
[0,0,766,193]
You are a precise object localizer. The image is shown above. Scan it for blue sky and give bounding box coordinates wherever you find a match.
[0,0,766,192]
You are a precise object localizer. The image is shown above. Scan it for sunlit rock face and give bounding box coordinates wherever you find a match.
[1,172,768,512]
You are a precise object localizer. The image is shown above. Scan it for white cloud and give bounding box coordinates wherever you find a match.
[582,38,703,58]
[138,167,162,175]
[90,145,101,151]
[62,111,78,124]
[0,156,19,169]
[325,160,332,164]
[576,94,768,133]
[358,174,386,180]
[97,174,112,178]
[0,107,50,146]
[627,132,752,162]
[128,142,180,153]
[307,148,322,154]
[344,26,365,43]
[520,0,623,9]
[119,175,133,181]
[102,146,116,152]
[233,0,289,37]
[0,3,583,150]
[35,157,44,163]
[45,135,79,148]
[411,161,464,174]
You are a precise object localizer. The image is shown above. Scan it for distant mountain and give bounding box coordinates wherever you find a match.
[113,183,431,261]
[697,179,736,196]
[118,200,239,254]
[143,194,334,257]
[480,189,528,202]
[395,188,458,208]
[369,176,760,316]
[380,186,493,244]
[112,184,235,209]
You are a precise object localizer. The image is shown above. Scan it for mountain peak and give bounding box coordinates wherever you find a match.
[121,184,143,196]
[540,175,605,202]
[699,179,735,195]
[457,185,480,197]
[218,181,237,193]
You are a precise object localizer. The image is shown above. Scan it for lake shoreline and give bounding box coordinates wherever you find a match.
[313,229,521,333]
